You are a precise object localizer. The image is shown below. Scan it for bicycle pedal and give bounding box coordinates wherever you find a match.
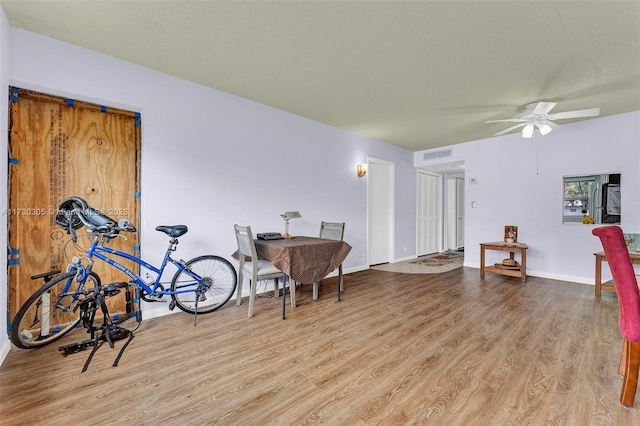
[58,339,93,356]
[168,300,176,311]
[105,326,130,341]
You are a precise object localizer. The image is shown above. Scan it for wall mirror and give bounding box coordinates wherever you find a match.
[563,173,621,224]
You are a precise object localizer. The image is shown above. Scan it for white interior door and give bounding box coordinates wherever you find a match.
[368,159,394,265]
[417,171,441,256]
[456,177,465,249]
[445,176,457,251]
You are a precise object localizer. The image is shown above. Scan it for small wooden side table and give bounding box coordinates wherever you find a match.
[594,251,640,297]
[480,241,528,283]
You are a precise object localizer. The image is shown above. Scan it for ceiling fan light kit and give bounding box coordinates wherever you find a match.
[522,123,535,138]
[485,101,600,138]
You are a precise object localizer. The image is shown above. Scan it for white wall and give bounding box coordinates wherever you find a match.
[415,111,640,284]
[0,24,417,363]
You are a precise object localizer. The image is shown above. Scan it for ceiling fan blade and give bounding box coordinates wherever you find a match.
[532,102,557,115]
[485,118,525,123]
[493,123,526,136]
[542,120,558,129]
[551,108,600,120]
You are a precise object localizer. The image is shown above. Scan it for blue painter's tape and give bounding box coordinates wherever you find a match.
[67,98,75,107]
[135,120,141,126]
[133,245,140,251]
[134,112,141,117]
[8,258,20,266]
[9,158,19,164]
[11,87,19,93]
[134,191,141,197]
[9,95,18,102]
[8,248,19,255]
[101,105,107,113]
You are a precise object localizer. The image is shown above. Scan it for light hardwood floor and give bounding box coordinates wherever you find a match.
[1,267,638,425]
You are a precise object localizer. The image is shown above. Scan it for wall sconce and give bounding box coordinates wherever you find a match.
[280,211,301,239]
[357,164,367,177]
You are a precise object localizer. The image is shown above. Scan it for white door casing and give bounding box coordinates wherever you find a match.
[417,171,442,256]
[456,177,465,249]
[368,158,395,265]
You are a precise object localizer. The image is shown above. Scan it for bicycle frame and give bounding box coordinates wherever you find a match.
[78,235,205,297]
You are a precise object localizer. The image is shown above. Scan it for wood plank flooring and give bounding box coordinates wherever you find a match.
[1,267,638,425]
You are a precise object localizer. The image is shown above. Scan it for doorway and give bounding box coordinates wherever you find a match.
[418,161,465,254]
[445,176,465,251]
[367,158,394,265]
[417,171,442,256]
[7,88,141,320]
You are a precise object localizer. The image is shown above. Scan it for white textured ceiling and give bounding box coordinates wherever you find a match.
[2,0,639,152]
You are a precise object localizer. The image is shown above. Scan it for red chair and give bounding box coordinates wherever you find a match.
[592,226,640,407]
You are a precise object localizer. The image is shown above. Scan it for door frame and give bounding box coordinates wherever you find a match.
[417,170,443,256]
[7,87,141,319]
[367,157,395,265]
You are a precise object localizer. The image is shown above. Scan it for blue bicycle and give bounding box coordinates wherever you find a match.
[11,197,238,349]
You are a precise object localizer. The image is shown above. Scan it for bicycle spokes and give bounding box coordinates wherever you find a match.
[28,299,42,328]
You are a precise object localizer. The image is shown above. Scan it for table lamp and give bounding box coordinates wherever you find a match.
[280,211,301,239]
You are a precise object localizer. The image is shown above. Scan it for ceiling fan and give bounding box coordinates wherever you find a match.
[485,102,600,138]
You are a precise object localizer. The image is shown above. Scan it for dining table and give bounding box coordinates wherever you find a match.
[253,236,352,308]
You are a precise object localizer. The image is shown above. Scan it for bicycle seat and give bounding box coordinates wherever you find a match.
[155,225,188,238]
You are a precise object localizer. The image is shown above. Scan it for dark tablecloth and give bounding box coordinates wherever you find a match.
[254,237,351,283]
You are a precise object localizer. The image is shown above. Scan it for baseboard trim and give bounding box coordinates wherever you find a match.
[0,338,11,366]
[463,263,594,285]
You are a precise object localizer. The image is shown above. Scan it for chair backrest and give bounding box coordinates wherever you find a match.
[234,224,258,265]
[592,226,640,342]
[320,222,345,241]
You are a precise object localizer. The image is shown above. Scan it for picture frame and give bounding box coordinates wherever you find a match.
[623,233,640,254]
[504,225,518,244]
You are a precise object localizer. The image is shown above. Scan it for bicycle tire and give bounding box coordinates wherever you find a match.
[11,271,101,349]
[170,255,237,314]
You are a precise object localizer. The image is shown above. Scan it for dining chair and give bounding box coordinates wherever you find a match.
[234,224,287,319]
[592,225,640,407]
[313,221,346,301]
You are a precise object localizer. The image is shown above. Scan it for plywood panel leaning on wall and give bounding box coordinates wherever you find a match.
[8,88,141,321]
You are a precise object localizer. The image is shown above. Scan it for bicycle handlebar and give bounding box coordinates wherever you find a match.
[77,209,137,235]
[60,198,137,240]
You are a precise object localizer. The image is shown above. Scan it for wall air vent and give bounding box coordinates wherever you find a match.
[423,148,452,161]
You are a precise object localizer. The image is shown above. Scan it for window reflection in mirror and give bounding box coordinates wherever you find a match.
[563,173,620,224]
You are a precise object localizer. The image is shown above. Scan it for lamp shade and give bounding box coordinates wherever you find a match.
[281,211,301,220]
[537,122,553,135]
[522,123,534,138]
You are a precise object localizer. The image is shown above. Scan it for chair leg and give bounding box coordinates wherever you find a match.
[313,282,319,300]
[289,276,296,308]
[248,279,257,318]
[619,339,628,377]
[236,270,243,306]
[620,338,640,407]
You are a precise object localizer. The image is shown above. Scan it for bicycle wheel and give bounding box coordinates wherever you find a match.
[11,271,101,349]
[170,255,237,314]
